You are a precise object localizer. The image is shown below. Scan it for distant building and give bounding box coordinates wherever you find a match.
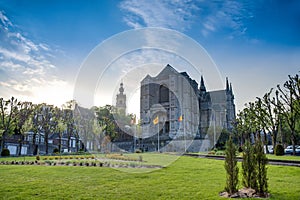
[139,64,236,151]
[116,82,126,114]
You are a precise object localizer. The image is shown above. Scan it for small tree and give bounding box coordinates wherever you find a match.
[224,137,239,195]
[254,139,268,196]
[242,140,257,189]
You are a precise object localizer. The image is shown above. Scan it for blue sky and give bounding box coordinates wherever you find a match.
[0,0,299,115]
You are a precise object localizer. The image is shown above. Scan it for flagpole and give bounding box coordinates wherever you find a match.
[157,122,160,152]
[183,113,186,152]
[213,110,216,147]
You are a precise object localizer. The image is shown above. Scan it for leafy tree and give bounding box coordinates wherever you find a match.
[74,105,95,151]
[92,118,104,152]
[31,104,42,155]
[52,107,67,153]
[95,105,117,152]
[37,104,56,155]
[15,101,34,156]
[224,137,239,195]
[215,129,230,150]
[0,97,19,152]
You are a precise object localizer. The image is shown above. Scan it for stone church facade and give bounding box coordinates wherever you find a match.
[139,64,236,151]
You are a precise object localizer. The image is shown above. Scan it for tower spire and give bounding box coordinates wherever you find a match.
[226,77,229,91]
[200,75,206,92]
[119,82,124,94]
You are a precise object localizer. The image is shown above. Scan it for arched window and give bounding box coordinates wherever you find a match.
[159,85,169,103]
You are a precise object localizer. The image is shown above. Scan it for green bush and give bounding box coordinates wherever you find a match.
[135,149,142,153]
[224,137,239,195]
[242,140,257,189]
[275,144,284,156]
[1,148,10,157]
[53,148,59,154]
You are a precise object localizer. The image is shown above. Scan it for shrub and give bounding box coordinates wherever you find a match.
[242,140,257,189]
[254,140,268,195]
[275,144,284,156]
[53,148,59,154]
[135,149,142,153]
[1,148,10,157]
[224,137,239,195]
[36,155,40,160]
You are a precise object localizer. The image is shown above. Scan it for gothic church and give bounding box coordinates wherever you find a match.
[139,64,236,151]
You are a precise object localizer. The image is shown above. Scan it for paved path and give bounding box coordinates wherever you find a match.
[183,153,300,167]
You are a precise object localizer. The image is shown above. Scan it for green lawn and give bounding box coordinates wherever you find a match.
[267,154,300,161]
[0,154,299,199]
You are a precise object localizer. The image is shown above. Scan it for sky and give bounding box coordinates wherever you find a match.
[0,0,299,117]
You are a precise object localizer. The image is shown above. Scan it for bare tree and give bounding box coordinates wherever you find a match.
[276,73,300,155]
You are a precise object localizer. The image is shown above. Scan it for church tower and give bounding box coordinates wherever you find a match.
[116,82,126,114]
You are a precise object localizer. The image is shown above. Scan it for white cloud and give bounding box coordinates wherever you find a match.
[0,10,12,29]
[120,0,199,31]
[120,0,253,37]
[0,10,71,106]
[200,1,249,36]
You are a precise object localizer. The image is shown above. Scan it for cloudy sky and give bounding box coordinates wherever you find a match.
[0,0,299,116]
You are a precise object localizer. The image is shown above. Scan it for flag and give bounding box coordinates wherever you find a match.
[153,116,159,125]
[178,114,183,122]
[130,116,136,125]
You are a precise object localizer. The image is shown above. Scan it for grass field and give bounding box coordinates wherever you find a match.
[0,154,299,199]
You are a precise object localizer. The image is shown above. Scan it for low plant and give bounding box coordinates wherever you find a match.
[53,148,59,154]
[1,148,10,157]
[135,149,142,153]
[274,144,284,156]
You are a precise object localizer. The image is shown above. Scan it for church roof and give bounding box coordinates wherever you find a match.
[209,90,227,104]
[156,64,179,79]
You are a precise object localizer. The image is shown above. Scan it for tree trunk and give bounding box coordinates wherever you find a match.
[272,130,277,154]
[58,132,62,153]
[263,129,269,154]
[18,136,24,156]
[67,136,71,152]
[291,129,296,156]
[32,132,37,155]
[45,130,49,155]
[1,131,6,152]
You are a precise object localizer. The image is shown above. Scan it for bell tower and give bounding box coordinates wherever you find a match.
[116,82,126,114]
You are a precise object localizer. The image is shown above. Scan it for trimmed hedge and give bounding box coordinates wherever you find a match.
[275,144,284,156]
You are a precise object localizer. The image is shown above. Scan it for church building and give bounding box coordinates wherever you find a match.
[139,64,236,151]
